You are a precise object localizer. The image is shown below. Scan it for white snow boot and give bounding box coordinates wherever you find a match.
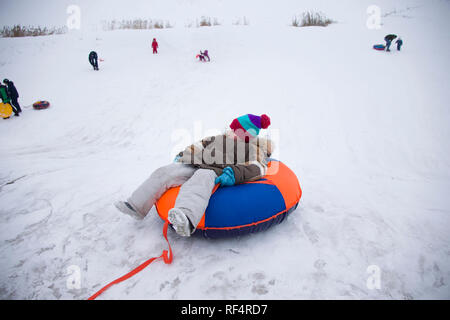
[168,208,194,237]
[114,201,145,220]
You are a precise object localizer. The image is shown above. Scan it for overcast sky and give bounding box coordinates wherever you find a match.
[0,0,378,29]
[0,0,435,31]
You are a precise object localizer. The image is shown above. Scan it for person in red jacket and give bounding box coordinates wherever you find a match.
[151,38,158,54]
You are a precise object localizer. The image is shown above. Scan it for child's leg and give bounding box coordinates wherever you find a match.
[172,169,217,231]
[128,163,196,217]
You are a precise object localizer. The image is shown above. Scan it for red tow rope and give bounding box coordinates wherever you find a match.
[88,221,173,300]
[88,184,220,300]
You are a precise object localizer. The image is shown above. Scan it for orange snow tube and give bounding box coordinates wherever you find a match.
[156,159,302,238]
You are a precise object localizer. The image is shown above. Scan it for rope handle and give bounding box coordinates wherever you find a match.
[88,183,221,300]
[88,221,172,300]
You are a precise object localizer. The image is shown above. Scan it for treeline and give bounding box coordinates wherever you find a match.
[0,12,334,38]
[291,11,335,27]
[1,25,67,37]
[102,19,174,30]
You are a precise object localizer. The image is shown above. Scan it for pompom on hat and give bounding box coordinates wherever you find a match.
[230,114,271,141]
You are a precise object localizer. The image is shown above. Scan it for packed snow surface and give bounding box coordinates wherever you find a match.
[0,0,449,299]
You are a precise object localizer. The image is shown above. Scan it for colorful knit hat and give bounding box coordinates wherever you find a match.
[230,114,271,141]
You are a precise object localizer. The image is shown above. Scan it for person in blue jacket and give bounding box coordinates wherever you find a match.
[396,37,403,51]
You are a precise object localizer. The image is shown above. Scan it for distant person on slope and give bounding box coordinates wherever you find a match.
[3,79,22,114]
[384,34,397,52]
[152,38,159,54]
[201,50,210,61]
[0,82,19,117]
[114,114,273,237]
[197,52,206,62]
[396,37,403,51]
[89,51,99,70]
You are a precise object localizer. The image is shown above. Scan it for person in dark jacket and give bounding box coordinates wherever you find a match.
[3,79,21,113]
[89,51,99,70]
[396,37,403,51]
[384,34,397,52]
[0,82,19,118]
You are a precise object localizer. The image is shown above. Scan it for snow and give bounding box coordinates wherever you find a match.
[0,0,449,300]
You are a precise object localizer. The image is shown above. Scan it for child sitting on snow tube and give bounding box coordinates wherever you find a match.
[115,114,272,237]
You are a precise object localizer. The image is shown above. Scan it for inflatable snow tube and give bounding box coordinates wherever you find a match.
[373,44,386,51]
[156,159,302,239]
[33,101,50,110]
[0,102,13,118]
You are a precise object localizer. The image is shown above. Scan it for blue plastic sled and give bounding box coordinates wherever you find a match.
[373,44,386,51]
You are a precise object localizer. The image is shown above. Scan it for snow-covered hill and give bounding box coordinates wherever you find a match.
[0,0,449,299]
